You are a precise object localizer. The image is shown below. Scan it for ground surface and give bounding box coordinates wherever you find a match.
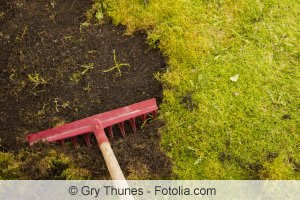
[0,0,171,179]
[105,0,299,179]
[1,0,299,180]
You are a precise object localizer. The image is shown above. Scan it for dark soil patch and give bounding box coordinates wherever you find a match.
[21,120,172,179]
[0,0,171,179]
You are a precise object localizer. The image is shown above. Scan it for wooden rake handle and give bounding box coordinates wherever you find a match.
[98,142,126,180]
[95,127,135,200]
[94,125,125,180]
[100,143,136,200]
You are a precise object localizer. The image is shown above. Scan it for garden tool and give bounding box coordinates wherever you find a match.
[27,98,158,180]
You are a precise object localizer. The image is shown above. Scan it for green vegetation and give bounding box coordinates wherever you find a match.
[69,63,94,83]
[53,98,70,112]
[0,150,91,180]
[86,0,104,21]
[102,0,299,179]
[0,152,22,179]
[103,49,130,76]
[28,73,50,88]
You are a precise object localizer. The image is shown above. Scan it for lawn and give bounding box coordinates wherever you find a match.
[103,0,299,179]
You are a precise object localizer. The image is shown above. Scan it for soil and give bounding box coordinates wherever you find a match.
[0,0,172,179]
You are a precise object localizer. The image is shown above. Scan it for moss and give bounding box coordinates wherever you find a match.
[0,149,92,180]
[259,153,295,180]
[0,152,22,179]
[86,0,104,22]
[102,0,300,179]
[126,162,151,180]
[61,168,92,180]
[36,150,71,179]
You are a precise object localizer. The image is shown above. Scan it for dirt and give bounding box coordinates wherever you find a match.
[0,0,172,179]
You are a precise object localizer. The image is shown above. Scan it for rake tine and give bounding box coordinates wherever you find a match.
[129,118,137,134]
[141,114,147,122]
[71,137,79,148]
[59,140,65,147]
[118,122,126,137]
[84,134,91,147]
[27,98,159,182]
[108,126,114,139]
[152,110,157,118]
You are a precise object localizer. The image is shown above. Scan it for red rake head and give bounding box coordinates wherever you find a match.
[27,98,158,147]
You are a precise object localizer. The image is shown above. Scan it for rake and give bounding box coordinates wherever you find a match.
[27,98,158,180]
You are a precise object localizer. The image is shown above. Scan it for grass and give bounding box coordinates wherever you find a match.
[102,0,299,179]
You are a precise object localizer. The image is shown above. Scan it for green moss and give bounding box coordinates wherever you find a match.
[259,153,294,180]
[103,0,300,179]
[0,152,22,179]
[36,150,71,179]
[61,168,92,180]
[86,0,105,22]
[0,150,92,180]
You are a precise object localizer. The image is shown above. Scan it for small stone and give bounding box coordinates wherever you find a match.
[230,74,239,82]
